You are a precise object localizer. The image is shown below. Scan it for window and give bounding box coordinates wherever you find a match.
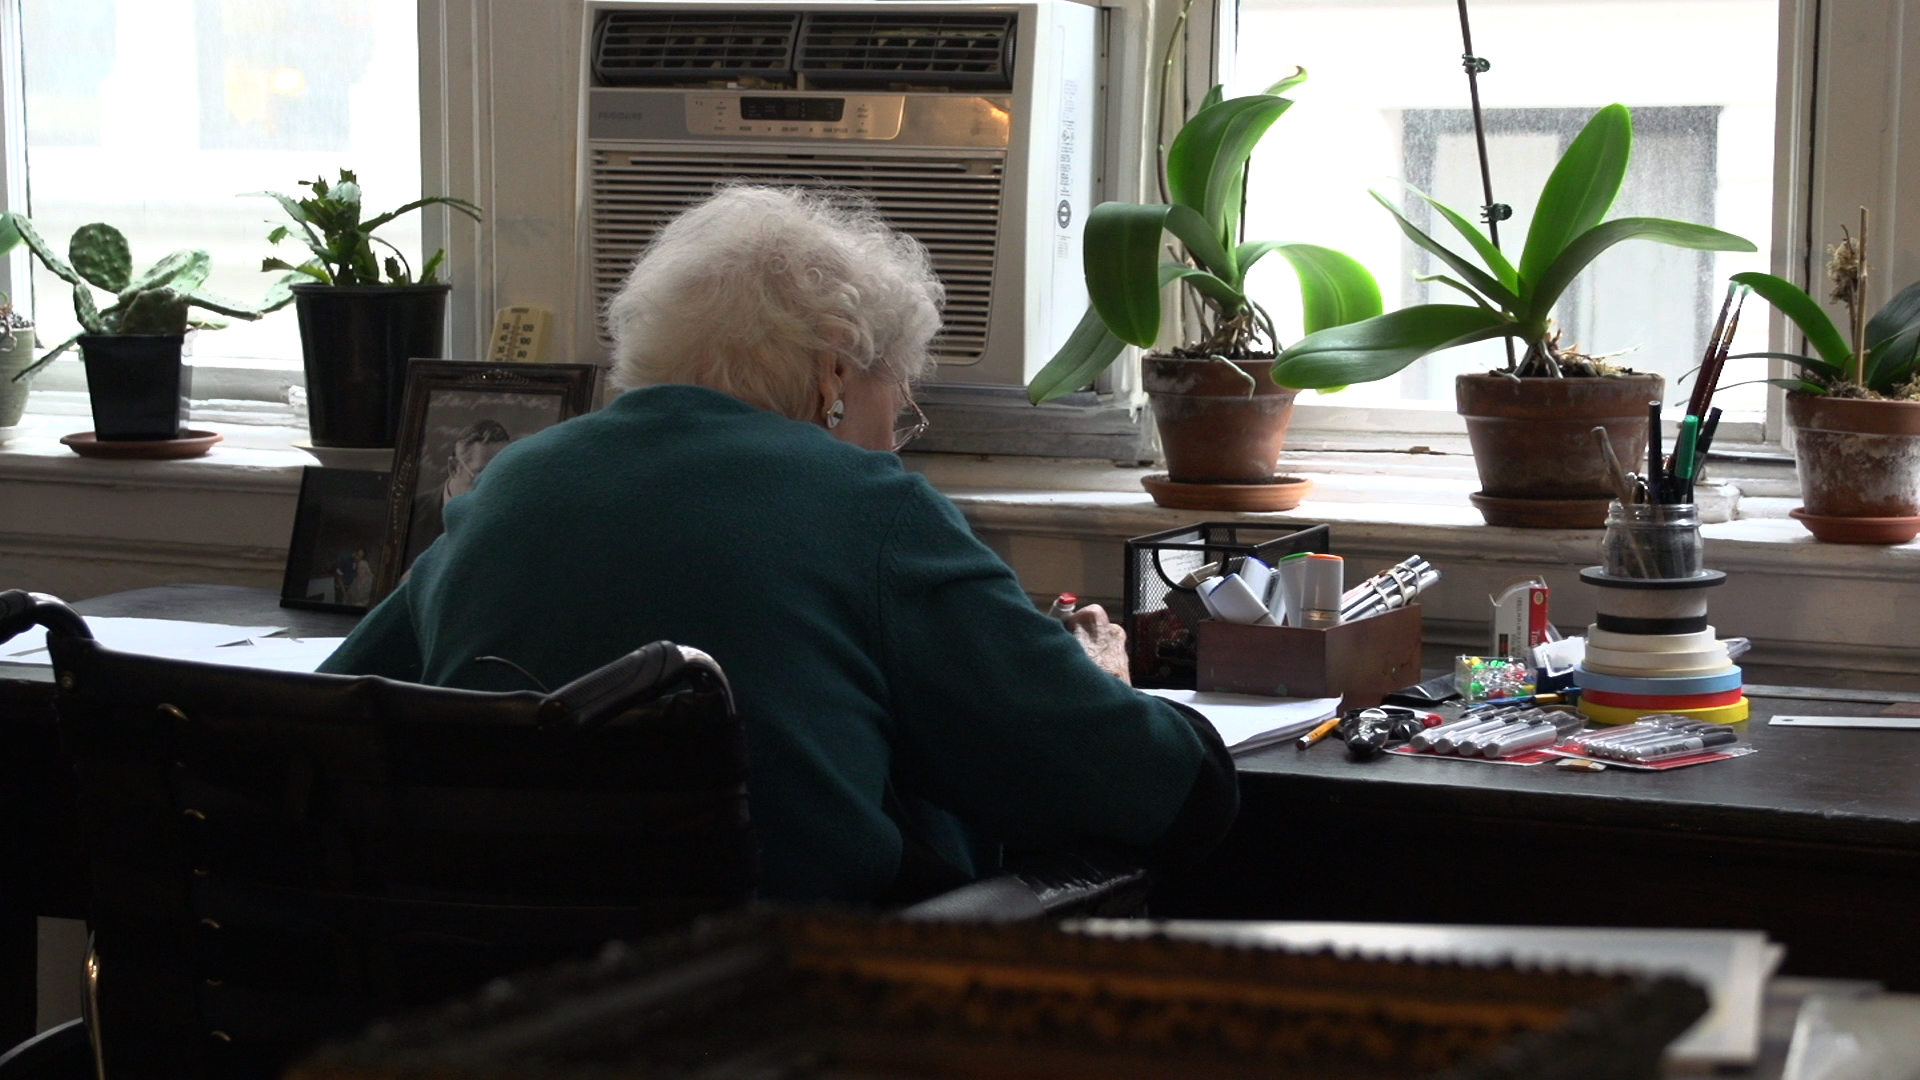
[12,0,420,369]
[1224,0,1777,424]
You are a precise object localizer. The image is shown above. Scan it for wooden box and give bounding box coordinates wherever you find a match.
[1195,604,1423,708]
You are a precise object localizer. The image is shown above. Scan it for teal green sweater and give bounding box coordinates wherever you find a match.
[321,385,1231,902]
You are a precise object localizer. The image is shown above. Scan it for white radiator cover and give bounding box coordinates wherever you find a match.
[577,0,1099,388]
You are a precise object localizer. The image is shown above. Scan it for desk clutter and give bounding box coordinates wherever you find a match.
[1125,523,1432,708]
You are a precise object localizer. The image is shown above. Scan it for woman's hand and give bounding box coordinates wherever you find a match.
[1065,604,1131,684]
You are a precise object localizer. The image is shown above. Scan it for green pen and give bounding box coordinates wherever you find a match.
[1673,414,1701,503]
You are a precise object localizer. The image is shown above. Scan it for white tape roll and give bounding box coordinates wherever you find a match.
[1582,640,1732,675]
[1586,624,1719,653]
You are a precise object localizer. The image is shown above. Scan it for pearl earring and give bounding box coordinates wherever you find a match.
[826,398,845,428]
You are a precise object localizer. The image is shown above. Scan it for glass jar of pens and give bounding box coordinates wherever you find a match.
[1590,396,1723,581]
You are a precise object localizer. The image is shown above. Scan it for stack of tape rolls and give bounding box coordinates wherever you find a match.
[1574,567,1747,724]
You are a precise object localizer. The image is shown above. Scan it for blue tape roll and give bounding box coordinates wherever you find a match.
[1573,665,1743,696]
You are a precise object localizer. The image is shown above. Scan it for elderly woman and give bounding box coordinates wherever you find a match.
[320,185,1235,904]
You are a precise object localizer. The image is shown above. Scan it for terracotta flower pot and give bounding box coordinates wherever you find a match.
[1143,356,1298,484]
[0,327,37,429]
[1785,391,1920,543]
[1456,372,1663,528]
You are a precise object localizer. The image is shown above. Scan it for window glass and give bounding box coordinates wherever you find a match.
[19,0,420,365]
[1231,0,1776,415]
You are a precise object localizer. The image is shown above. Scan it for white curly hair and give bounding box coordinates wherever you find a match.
[604,184,945,419]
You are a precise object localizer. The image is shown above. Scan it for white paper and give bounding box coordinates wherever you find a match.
[1081,920,1775,1066]
[1771,715,1920,730]
[1,617,288,665]
[1141,689,1340,753]
[175,637,347,673]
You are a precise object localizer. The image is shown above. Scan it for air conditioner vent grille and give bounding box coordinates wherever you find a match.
[589,150,1003,363]
[595,11,799,85]
[796,13,1014,89]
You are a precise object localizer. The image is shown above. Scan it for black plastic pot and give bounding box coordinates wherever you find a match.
[79,334,190,441]
[294,283,451,448]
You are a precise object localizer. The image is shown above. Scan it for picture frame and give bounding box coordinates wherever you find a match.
[376,359,599,600]
[280,466,395,613]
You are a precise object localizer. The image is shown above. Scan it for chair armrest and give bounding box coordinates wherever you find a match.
[898,853,1150,923]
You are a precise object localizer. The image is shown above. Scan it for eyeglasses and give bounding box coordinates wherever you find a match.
[891,396,930,452]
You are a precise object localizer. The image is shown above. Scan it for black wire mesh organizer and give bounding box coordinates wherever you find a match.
[1123,521,1331,688]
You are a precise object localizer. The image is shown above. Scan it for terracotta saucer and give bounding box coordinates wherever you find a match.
[61,430,223,460]
[1140,474,1313,512]
[1789,506,1920,544]
[1468,491,1612,529]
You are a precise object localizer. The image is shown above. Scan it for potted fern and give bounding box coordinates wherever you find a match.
[253,170,482,449]
[1270,104,1755,527]
[1730,218,1920,543]
[1026,74,1382,511]
[8,217,291,448]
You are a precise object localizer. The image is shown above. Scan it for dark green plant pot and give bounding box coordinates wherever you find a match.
[79,334,190,441]
[0,327,36,428]
[294,283,451,448]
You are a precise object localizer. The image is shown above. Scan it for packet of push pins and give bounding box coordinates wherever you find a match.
[1456,655,1531,703]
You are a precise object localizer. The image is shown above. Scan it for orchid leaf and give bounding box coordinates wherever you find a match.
[1725,350,1846,384]
[1028,305,1128,404]
[1263,66,1308,96]
[1527,218,1753,325]
[1371,191,1519,312]
[1166,94,1293,232]
[1730,271,1853,370]
[1414,190,1519,294]
[1272,304,1516,389]
[1863,278,1920,389]
[1519,103,1632,294]
[1262,243,1384,333]
[1416,273,1496,311]
[1084,202,1235,346]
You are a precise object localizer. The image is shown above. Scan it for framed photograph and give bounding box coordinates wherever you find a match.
[376,359,598,599]
[281,467,394,613]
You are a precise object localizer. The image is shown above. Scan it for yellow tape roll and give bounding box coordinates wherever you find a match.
[1577,697,1751,727]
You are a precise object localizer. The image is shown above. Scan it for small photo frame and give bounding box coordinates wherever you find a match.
[377,359,598,600]
[281,466,394,613]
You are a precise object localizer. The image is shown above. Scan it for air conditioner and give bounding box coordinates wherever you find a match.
[578,0,1099,390]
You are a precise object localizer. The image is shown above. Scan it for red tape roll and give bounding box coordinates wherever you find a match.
[1580,687,1745,710]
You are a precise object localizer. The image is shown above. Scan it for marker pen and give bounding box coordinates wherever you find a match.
[1410,714,1496,752]
[1625,730,1738,762]
[1461,720,1538,756]
[1300,554,1345,629]
[1487,724,1562,758]
[1272,552,1312,625]
[1433,716,1513,754]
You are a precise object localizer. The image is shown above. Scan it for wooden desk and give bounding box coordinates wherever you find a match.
[0,585,358,1044]
[1155,689,1920,991]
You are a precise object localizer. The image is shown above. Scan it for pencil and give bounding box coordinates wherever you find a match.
[1297,714,1342,750]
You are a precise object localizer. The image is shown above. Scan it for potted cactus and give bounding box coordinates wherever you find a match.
[1026,73,1382,511]
[9,217,291,443]
[252,170,482,449]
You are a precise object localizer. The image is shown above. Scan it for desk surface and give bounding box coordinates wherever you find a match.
[1232,692,1920,852]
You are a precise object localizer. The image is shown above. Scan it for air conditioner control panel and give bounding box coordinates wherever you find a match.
[684,93,905,140]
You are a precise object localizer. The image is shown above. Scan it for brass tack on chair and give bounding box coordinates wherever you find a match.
[58,672,75,690]
[159,703,189,722]
[198,919,220,931]
[209,1031,231,1043]
[183,808,206,820]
